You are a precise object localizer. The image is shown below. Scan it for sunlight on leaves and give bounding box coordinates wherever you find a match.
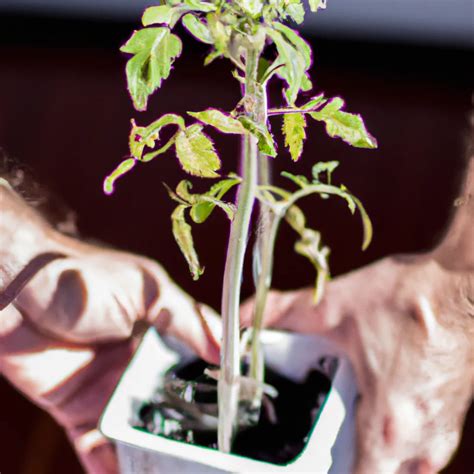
[103,158,136,195]
[175,124,221,177]
[310,97,377,148]
[182,14,214,44]
[189,109,246,134]
[282,112,306,162]
[121,28,183,111]
[238,116,277,157]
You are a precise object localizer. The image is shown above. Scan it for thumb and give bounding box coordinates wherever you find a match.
[241,277,352,335]
[142,262,221,365]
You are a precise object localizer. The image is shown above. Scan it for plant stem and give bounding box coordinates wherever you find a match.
[218,43,261,453]
[248,82,272,395]
[250,212,278,381]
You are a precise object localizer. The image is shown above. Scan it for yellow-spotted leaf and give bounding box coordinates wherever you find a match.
[282,112,306,161]
[175,124,221,177]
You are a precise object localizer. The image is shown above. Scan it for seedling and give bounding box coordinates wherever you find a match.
[104,0,376,454]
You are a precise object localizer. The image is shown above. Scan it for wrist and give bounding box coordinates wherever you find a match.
[0,183,64,298]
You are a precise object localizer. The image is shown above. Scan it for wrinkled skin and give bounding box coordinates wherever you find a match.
[242,254,474,473]
[0,183,220,473]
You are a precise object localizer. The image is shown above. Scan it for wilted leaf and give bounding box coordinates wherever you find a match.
[283,112,306,161]
[281,171,309,188]
[188,109,246,134]
[282,204,330,304]
[294,228,329,303]
[175,124,221,177]
[129,114,184,160]
[103,158,136,195]
[182,14,214,44]
[171,205,204,280]
[238,116,277,157]
[312,161,339,183]
[352,195,373,250]
[121,28,182,111]
[310,98,377,148]
[191,197,236,223]
[142,135,178,162]
[168,178,238,223]
[190,176,240,223]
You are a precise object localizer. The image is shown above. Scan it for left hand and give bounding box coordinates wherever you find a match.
[0,182,220,473]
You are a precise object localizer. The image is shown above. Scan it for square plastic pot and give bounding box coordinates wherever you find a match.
[100,327,357,473]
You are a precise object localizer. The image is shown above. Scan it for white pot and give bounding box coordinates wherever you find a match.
[100,328,357,473]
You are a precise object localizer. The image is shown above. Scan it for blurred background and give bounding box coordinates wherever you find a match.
[0,0,472,472]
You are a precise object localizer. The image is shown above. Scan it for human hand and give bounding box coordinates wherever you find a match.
[241,253,473,473]
[0,183,220,473]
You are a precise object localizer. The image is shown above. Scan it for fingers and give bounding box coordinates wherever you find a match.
[144,267,221,365]
[70,427,119,474]
[13,256,142,343]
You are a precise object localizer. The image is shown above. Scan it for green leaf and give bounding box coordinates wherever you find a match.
[294,228,329,303]
[265,27,306,105]
[207,13,230,54]
[188,109,246,134]
[272,22,311,69]
[309,97,377,148]
[285,2,305,24]
[191,196,236,223]
[175,124,221,177]
[283,112,306,161]
[168,178,238,224]
[240,0,264,17]
[129,114,184,160]
[285,204,306,234]
[182,14,214,44]
[103,158,136,195]
[283,204,330,304]
[204,49,221,66]
[142,5,177,26]
[238,116,277,157]
[281,171,309,188]
[312,161,339,183]
[190,176,240,223]
[352,195,373,251]
[175,180,196,203]
[171,205,204,280]
[142,135,178,162]
[121,28,183,111]
[184,0,216,12]
[163,182,188,206]
[300,94,327,110]
[309,0,327,12]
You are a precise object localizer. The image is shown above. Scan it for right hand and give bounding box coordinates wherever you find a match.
[241,253,473,474]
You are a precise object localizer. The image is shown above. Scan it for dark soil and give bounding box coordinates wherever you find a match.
[133,358,334,465]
